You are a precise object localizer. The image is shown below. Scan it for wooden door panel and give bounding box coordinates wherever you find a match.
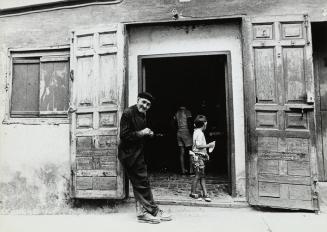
[99,54,117,106]
[75,56,95,107]
[280,23,304,39]
[283,47,306,103]
[254,48,277,103]
[70,25,126,199]
[243,15,319,211]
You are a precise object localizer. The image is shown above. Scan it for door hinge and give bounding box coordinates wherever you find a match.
[313,177,320,212]
[70,70,74,81]
[304,14,310,46]
[4,82,9,92]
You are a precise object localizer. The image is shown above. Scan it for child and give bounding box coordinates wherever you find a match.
[189,115,215,202]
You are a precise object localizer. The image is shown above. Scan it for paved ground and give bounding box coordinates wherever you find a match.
[1,176,327,231]
[1,204,327,232]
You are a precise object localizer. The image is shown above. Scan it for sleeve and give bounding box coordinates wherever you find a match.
[193,131,201,148]
[119,111,141,142]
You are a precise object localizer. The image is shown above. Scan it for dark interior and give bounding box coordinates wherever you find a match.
[143,55,229,175]
[312,22,327,181]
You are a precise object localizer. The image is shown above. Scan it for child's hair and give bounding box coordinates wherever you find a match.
[194,115,207,128]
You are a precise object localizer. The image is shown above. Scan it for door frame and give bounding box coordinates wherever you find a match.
[137,51,236,196]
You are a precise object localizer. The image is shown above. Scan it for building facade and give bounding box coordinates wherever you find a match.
[0,0,326,212]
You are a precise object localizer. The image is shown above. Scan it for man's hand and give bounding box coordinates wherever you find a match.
[138,128,154,137]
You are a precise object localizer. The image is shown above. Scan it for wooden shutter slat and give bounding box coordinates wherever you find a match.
[13,59,40,64]
[40,56,69,62]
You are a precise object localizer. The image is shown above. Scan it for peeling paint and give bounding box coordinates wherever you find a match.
[0,164,70,214]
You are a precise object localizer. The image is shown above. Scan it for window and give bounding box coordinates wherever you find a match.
[10,51,70,118]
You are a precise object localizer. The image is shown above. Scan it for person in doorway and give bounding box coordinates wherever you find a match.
[173,104,193,174]
[189,115,215,202]
[118,92,172,224]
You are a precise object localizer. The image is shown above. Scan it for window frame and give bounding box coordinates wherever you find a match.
[4,46,71,125]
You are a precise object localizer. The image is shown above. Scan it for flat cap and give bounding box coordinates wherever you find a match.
[138,92,155,103]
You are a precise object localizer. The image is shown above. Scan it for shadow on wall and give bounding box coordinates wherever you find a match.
[0,163,71,214]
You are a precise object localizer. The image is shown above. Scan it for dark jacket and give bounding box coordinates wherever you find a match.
[118,105,147,163]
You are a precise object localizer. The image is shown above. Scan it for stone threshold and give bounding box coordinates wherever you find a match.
[155,197,249,208]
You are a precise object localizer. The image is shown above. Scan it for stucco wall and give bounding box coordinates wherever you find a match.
[127,22,246,196]
[0,124,70,213]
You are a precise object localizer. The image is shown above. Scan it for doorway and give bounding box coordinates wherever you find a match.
[312,22,327,181]
[139,52,234,199]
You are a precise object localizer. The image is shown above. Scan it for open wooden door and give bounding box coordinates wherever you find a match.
[70,24,126,199]
[243,15,319,210]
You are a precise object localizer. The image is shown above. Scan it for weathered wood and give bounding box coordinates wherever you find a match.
[93,177,117,190]
[258,182,280,197]
[74,190,120,199]
[76,136,92,151]
[254,47,276,103]
[76,157,93,170]
[258,173,311,185]
[278,160,288,175]
[289,185,311,200]
[256,197,313,210]
[76,177,93,190]
[258,159,279,175]
[256,111,278,129]
[99,112,117,127]
[285,112,308,130]
[71,25,126,199]
[283,47,306,103]
[244,15,318,211]
[258,152,309,162]
[11,61,40,116]
[76,169,116,177]
[287,161,310,176]
[76,149,117,157]
[97,135,117,149]
[75,128,118,137]
[322,112,327,179]
[76,113,93,128]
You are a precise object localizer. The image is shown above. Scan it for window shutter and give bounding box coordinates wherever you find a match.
[11,58,40,116]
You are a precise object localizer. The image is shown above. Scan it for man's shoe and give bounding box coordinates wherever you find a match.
[189,193,199,199]
[137,212,161,224]
[203,195,212,202]
[157,209,172,221]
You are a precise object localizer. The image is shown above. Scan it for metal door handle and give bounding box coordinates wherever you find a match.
[288,105,314,118]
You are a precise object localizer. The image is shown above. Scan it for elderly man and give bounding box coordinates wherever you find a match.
[118,92,172,224]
